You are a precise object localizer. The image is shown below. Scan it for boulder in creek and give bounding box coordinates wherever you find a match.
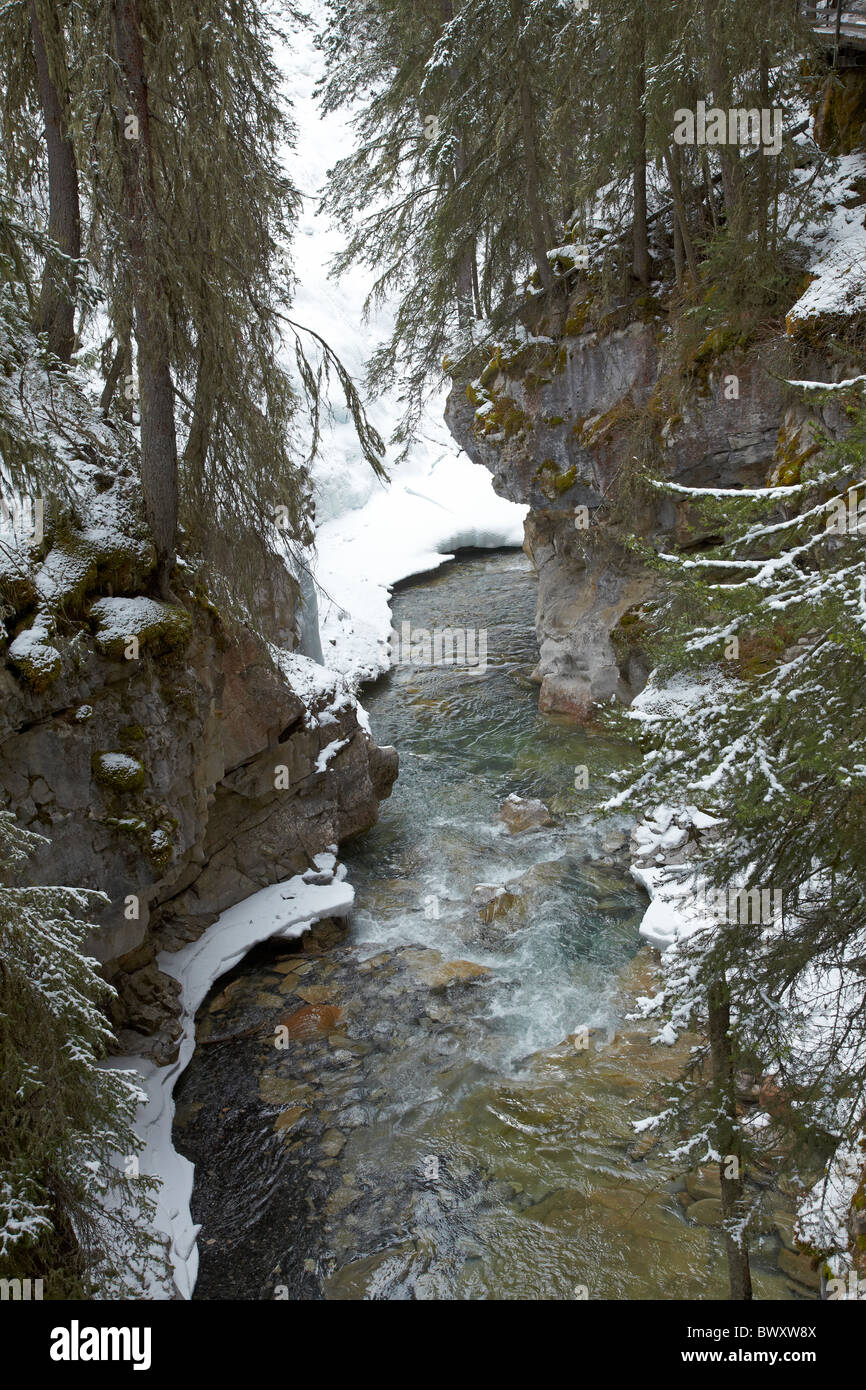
[471,883,524,923]
[499,794,554,833]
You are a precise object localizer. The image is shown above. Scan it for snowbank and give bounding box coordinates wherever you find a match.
[107,854,353,1299]
[787,152,866,327]
[278,10,527,690]
[315,453,526,684]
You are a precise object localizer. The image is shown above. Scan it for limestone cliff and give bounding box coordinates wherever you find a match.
[0,460,397,1063]
[446,313,853,719]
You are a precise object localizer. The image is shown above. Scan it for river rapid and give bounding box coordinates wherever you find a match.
[174,550,799,1300]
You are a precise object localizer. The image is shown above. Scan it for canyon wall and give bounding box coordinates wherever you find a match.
[0,462,397,1061]
[446,316,849,719]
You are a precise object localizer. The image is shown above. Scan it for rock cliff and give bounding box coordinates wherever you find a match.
[446,313,851,718]
[0,461,397,1062]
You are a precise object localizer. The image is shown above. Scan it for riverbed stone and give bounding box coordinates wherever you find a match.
[398,946,491,992]
[258,1077,314,1106]
[320,1130,347,1158]
[274,1106,307,1133]
[499,794,554,833]
[777,1247,822,1290]
[685,1167,722,1202]
[688,1198,723,1227]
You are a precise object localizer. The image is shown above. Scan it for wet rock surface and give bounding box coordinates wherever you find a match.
[445,321,851,721]
[0,469,397,1062]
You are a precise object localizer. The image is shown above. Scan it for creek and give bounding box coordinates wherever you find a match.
[175,550,798,1300]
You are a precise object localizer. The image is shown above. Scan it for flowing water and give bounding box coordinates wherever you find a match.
[175,551,800,1300]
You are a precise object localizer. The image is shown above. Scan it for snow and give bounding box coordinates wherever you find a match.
[315,453,526,684]
[106,854,354,1299]
[277,9,527,689]
[88,596,169,642]
[314,736,349,772]
[625,712,865,1276]
[97,753,142,779]
[786,373,866,391]
[787,152,866,326]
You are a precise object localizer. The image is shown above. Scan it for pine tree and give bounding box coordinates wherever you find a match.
[0,812,166,1297]
[606,380,866,1295]
[319,0,583,441]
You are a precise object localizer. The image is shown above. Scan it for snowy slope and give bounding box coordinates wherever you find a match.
[277,11,527,686]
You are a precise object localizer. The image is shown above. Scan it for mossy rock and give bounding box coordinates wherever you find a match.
[92,751,147,792]
[119,723,146,742]
[90,596,192,660]
[104,815,149,835]
[611,605,652,662]
[0,557,38,621]
[7,625,63,690]
[35,546,98,616]
[769,421,819,487]
[475,394,532,440]
[89,531,157,592]
[535,459,578,500]
[814,68,866,155]
[147,826,174,872]
[564,301,590,336]
[479,347,504,389]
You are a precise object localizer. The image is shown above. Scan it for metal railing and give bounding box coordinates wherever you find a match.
[810,2,866,47]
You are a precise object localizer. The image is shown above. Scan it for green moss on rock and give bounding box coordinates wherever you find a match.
[8,625,63,690]
[92,750,147,792]
[90,596,193,660]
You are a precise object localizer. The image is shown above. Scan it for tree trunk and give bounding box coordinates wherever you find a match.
[182,353,214,485]
[111,0,178,596]
[758,45,770,252]
[632,29,651,286]
[672,208,684,289]
[708,976,753,1301]
[511,2,554,293]
[453,143,476,327]
[471,247,482,320]
[30,0,81,363]
[100,335,133,419]
[664,147,701,286]
[704,0,738,222]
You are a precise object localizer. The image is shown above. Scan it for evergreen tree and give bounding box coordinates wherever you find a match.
[0,812,166,1297]
[2,0,386,609]
[319,0,583,441]
[606,380,866,1295]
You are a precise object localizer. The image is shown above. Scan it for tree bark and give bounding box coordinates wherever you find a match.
[664,147,701,287]
[100,335,133,419]
[757,45,770,252]
[437,0,477,325]
[632,58,651,286]
[708,976,753,1301]
[182,352,214,485]
[30,0,81,363]
[704,0,738,222]
[111,0,178,596]
[512,1,554,292]
[672,208,684,289]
